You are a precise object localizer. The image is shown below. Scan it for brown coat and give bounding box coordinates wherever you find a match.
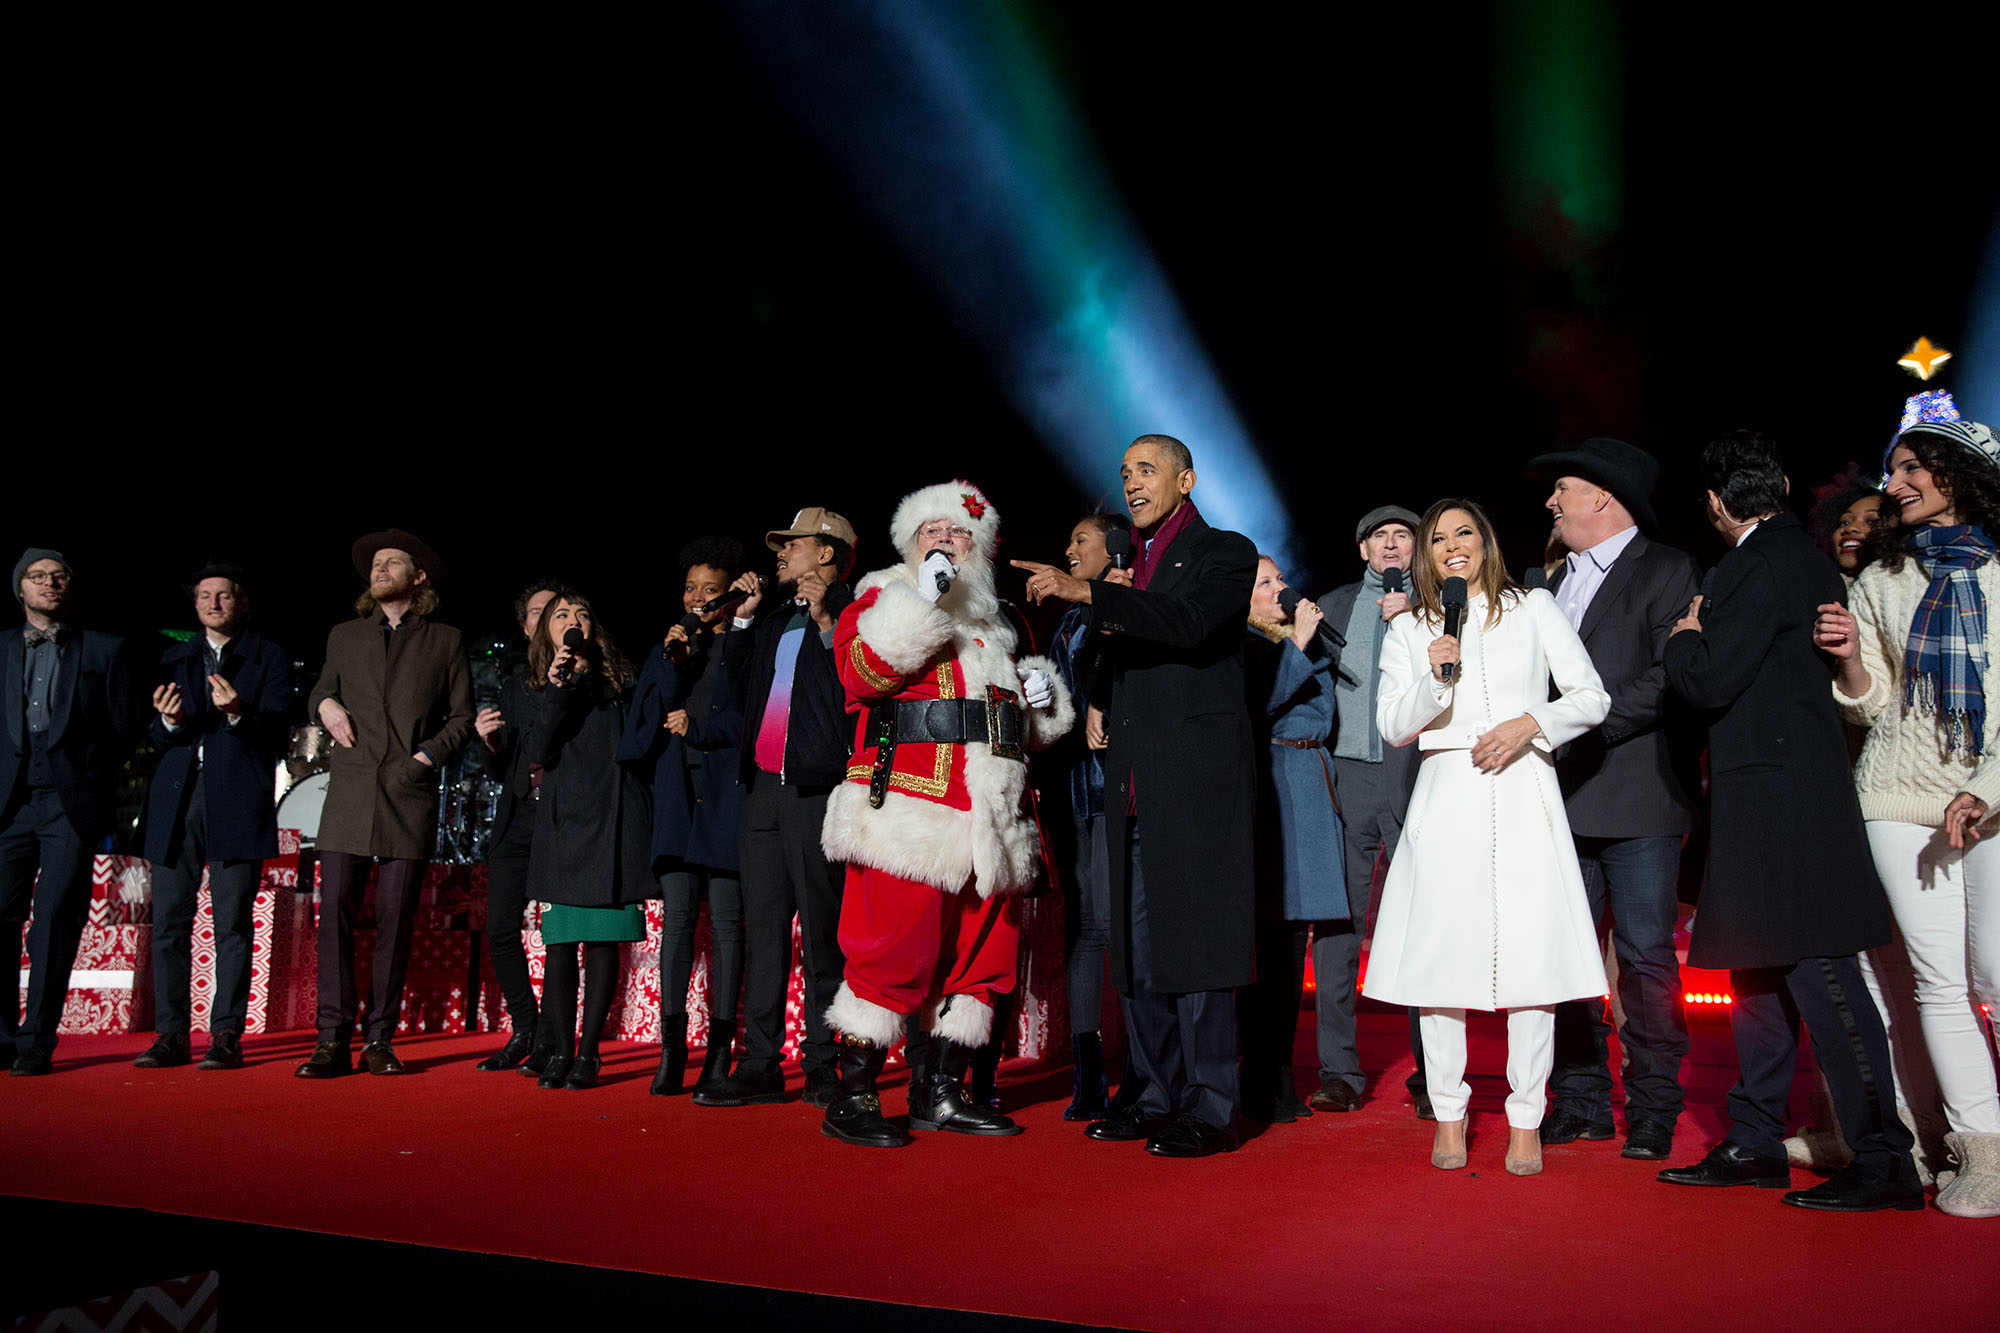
[308,608,475,860]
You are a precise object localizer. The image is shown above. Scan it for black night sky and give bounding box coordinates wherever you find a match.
[18,4,1997,672]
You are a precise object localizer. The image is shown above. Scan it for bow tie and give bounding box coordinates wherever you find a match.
[23,626,60,647]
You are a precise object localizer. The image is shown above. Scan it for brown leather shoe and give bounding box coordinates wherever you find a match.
[295,1042,352,1079]
[360,1041,405,1075]
[1308,1081,1362,1112]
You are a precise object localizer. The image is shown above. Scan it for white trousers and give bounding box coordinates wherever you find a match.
[1418,1005,1555,1129]
[1865,820,2000,1135]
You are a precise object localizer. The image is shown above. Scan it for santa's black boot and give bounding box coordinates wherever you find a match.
[909,1038,1024,1136]
[821,1036,911,1148]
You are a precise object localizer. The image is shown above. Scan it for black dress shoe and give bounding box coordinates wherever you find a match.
[1085,1105,1167,1142]
[519,1042,558,1077]
[801,1066,840,1110]
[1658,1141,1789,1189]
[134,1033,192,1069]
[563,1056,601,1090]
[295,1042,351,1079]
[537,1055,575,1089]
[1411,1091,1435,1121]
[691,1065,786,1107]
[1540,1108,1616,1144]
[1145,1113,1239,1158]
[360,1041,405,1075]
[1782,1163,1925,1213]
[475,1031,535,1072]
[1309,1081,1362,1113]
[1622,1119,1675,1161]
[10,1049,53,1077]
[198,1031,244,1071]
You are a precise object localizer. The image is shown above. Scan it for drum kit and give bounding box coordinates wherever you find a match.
[274,723,501,866]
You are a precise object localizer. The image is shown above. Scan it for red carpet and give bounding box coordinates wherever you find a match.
[6,1012,1992,1332]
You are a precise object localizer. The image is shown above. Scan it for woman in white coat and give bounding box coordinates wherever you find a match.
[1364,499,1611,1176]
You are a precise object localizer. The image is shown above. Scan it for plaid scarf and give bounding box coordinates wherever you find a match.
[1903,524,1995,757]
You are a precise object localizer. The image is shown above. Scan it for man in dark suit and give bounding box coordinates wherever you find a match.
[1659,429,1919,1211]
[695,507,856,1110]
[135,561,294,1072]
[1312,505,1424,1115]
[1525,438,1703,1162]
[298,529,474,1079]
[1,548,144,1075]
[468,579,560,1074]
[1017,433,1258,1157]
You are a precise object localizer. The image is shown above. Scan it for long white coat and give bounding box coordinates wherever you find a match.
[1363,588,1611,1010]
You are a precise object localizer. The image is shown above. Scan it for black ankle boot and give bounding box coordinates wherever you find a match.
[910,1039,1023,1136]
[651,1015,690,1096]
[689,1037,731,1097]
[537,1055,574,1089]
[1063,1032,1109,1121]
[821,1036,911,1148]
[475,1029,536,1072]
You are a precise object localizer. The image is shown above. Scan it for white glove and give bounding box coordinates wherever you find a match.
[919,550,957,604]
[1018,666,1053,710]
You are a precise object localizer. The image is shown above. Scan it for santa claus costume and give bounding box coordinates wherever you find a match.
[819,480,1074,1146]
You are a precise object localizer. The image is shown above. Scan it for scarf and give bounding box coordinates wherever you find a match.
[1132,499,1200,591]
[1903,523,1995,757]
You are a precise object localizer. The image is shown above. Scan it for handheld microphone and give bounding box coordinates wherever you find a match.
[1440,577,1467,683]
[1104,529,1132,571]
[1277,588,1346,659]
[932,554,954,597]
[556,626,586,684]
[1383,567,1405,596]
[698,586,752,619]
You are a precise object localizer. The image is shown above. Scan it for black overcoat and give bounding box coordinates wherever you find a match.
[524,674,656,909]
[1090,513,1258,993]
[618,634,744,874]
[141,629,294,864]
[1662,515,1890,968]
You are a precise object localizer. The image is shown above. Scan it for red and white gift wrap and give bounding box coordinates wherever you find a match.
[14,856,152,1036]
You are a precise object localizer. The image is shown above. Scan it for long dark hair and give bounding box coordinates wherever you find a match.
[527,588,633,695]
[1864,432,2000,574]
[1409,498,1520,630]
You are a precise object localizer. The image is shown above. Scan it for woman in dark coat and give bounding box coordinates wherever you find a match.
[1240,555,1347,1123]
[523,590,654,1090]
[619,537,749,1097]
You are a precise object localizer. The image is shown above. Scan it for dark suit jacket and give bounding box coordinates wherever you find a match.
[1316,580,1419,801]
[482,664,540,844]
[1547,532,1704,838]
[723,582,854,790]
[1663,515,1889,969]
[307,608,475,860]
[1091,512,1258,993]
[619,634,744,874]
[2,626,145,841]
[141,629,294,864]
[524,674,656,908]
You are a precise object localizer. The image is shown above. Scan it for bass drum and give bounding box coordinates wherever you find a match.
[275,770,332,844]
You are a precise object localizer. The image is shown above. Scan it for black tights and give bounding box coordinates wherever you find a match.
[543,942,621,1060]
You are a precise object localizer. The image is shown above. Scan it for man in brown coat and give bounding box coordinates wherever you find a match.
[297,529,474,1077]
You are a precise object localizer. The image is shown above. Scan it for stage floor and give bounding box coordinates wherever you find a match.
[5,1012,1993,1331]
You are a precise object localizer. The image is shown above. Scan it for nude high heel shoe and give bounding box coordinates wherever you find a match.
[1506,1126,1544,1176]
[1431,1119,1468,1170]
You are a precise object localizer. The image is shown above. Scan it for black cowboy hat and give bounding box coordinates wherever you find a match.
[350,528,446,590]
[1524,437,1662,534]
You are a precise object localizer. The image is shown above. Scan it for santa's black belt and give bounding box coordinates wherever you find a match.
[864,691,1024,807]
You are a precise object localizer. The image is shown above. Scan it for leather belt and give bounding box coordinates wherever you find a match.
[1270,736,1340,814]
[1270,738,1323,749]
[865,687,1024,808]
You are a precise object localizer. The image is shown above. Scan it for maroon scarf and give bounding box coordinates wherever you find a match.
[1132,499,1200,590]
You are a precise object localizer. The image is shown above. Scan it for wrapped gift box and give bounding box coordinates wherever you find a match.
[14,855,152,1036]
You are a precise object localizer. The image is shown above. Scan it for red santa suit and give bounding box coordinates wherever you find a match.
[820,483,1074,1052]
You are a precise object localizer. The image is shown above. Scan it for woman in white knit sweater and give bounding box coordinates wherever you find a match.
[1815,414,2000,1218]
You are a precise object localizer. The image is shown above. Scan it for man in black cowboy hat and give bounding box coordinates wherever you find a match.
[298,529,474,1078]
[1,549,145,1075]
[1522,438,1704,1162]
[135,561,296,1071]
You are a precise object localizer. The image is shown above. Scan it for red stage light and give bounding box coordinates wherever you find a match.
[1682,992,1733,1006]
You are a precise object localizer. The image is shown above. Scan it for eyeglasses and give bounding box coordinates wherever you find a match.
[918,522,974,541]
[23,571,70,586]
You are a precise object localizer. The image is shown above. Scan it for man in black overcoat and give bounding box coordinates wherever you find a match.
[1525,438,1704,1161]
[1658,430,1920,1211]
[1016,434,1257,1157]
[1,548,145,1075]
[135,561,295,1072]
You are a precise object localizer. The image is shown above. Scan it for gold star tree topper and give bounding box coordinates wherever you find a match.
[1898,336,1953,381]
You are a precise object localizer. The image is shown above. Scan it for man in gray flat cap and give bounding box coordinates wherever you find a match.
[1312,507,1426,1115]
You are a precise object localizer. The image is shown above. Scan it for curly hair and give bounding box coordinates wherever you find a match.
[1809,466,1884,556]
[676,536,749,581]
[1863,432,2000,573]
[1408,498,1520,630]
[526,588,633,696]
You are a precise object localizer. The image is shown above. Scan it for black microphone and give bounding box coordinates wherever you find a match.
[1104,529,1132,571]
[1277,588,1346,659]
[926,551,955,597]
[556,626,586,684]
[1440,577,1467,683]
[697,586,752,620]
[1382,567,1405,596]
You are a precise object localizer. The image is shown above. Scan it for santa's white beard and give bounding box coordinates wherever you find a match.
[927,547,999,624]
